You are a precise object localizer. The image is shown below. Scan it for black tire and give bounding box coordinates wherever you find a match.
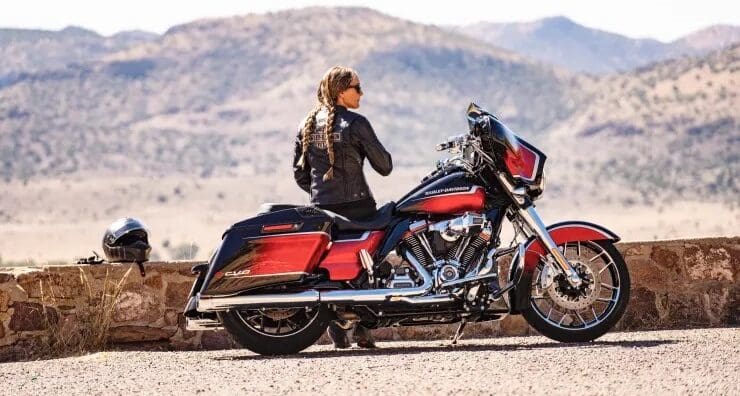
[218,304,332,355]
[522,240,630,343]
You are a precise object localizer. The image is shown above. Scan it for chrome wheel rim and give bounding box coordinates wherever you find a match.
[234,307,320,338]
[530,241,621,330]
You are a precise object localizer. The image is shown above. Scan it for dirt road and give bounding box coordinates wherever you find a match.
[1,328,737,395]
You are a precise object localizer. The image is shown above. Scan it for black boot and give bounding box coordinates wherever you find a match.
[327,321,350,348]
[353,324,377,348]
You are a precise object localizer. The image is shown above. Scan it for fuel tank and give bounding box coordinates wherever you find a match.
[396,171,486,215]
[200,206,333,296]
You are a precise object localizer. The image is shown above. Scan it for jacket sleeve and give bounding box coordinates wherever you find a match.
[353,116,393,176]
[292,131,311,193]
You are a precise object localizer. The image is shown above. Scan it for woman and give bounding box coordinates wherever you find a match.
[293,66,393,348]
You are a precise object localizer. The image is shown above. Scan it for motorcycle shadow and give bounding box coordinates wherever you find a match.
[215,339,677,361]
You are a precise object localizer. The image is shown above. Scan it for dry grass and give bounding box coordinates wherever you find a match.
[39,266,132,358]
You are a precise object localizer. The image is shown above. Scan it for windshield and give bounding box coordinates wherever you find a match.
[466,103,520,155]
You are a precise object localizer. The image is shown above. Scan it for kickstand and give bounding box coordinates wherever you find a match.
[451,319,467,345]
[135,261,146,277]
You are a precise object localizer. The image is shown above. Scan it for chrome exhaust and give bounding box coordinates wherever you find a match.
[318,252,433,304]
[196,251,437,312]
[198,290,320,312]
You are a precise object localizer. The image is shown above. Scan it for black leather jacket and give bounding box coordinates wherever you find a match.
[293,105,392,205]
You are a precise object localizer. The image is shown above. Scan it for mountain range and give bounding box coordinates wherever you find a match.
[454,17,740,74]
[0,7,737,261]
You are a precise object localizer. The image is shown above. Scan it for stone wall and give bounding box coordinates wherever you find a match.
[0,237,737,361]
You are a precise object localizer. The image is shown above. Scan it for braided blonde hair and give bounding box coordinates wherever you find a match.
[297,66,357,181]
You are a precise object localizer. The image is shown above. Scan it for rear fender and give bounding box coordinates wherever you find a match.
[508,221,620,312]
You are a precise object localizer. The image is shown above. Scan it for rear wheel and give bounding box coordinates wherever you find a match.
[522,240,630,342]
[219,304,331,355]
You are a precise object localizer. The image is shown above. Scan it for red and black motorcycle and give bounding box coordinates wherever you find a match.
[183,103,630,355]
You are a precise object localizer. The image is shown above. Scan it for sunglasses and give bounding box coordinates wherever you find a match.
[347,84,362,94]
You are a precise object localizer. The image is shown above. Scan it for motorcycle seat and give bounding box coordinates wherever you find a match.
[323,201,396,231]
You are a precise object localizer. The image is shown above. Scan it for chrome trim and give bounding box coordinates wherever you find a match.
[186,318,223,331]
[359,248,375,284]
[389,295,454,305]
[221,271,308,280]
[242,231,331,241]
[454,236,471,260]
[517,206,582,287]
[440,273,498,289]
[334,231,371,242]
[417,232,436,262]
[198,290,321,312]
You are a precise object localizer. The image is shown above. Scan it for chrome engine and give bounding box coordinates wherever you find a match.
[380,212,496,293]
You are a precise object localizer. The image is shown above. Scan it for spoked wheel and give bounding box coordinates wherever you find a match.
[219,304,331,355]
[522,240,630,342]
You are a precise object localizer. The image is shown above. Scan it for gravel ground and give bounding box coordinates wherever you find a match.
[1,328,738,395]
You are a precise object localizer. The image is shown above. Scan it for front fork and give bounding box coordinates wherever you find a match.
[516,206,583,287]
[495,171,582,288]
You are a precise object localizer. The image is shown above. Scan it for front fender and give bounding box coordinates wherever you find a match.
[508,221,620,313]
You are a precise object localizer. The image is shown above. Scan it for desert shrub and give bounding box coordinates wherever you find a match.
[168,242,199,260]
[40,267,132,357]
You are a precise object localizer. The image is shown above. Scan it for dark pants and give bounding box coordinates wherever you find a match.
[316,197,377,348]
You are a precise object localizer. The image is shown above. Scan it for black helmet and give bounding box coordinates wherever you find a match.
[102,217,152,263]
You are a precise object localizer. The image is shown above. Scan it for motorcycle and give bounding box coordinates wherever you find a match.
[183,103,631,355]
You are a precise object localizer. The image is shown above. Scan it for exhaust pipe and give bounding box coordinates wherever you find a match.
[197,251,441,312]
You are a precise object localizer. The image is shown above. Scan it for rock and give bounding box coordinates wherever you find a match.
[8,302,58,331]
[0,273,14,284]
[655,292,708,327]
[0,345,14,362]
[87,265,135,280]
[620,243,651,257]
[113,283,163,323]
[684,244,735,282]
[499,315,529,336]
[200,330,236,350]
[165,281,193,309]
[143,273,163,290]
[628,257,669,288]
[109,326,175,343]
[618,287,659,331]
[727,283,740,325]
[701,288,730,324]
[0,322,4,338]
[16,270,83,299]
[369,327,395,341]
[164,310,178,326]
[650,246,684,278]
[0,289,9,312]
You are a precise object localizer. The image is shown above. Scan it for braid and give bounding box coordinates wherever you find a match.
[322,104,336,181]
[297,104,321,168]
[300,65,356,181]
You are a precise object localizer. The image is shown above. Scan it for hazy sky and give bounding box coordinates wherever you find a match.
[2,0,738,42]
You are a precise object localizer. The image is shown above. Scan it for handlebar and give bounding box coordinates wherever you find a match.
[435,133,470,152]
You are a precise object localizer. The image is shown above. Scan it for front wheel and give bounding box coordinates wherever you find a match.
[522,240,630,342]
[219,304,331,355]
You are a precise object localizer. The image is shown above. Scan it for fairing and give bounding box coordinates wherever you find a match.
[503,136,546,183]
